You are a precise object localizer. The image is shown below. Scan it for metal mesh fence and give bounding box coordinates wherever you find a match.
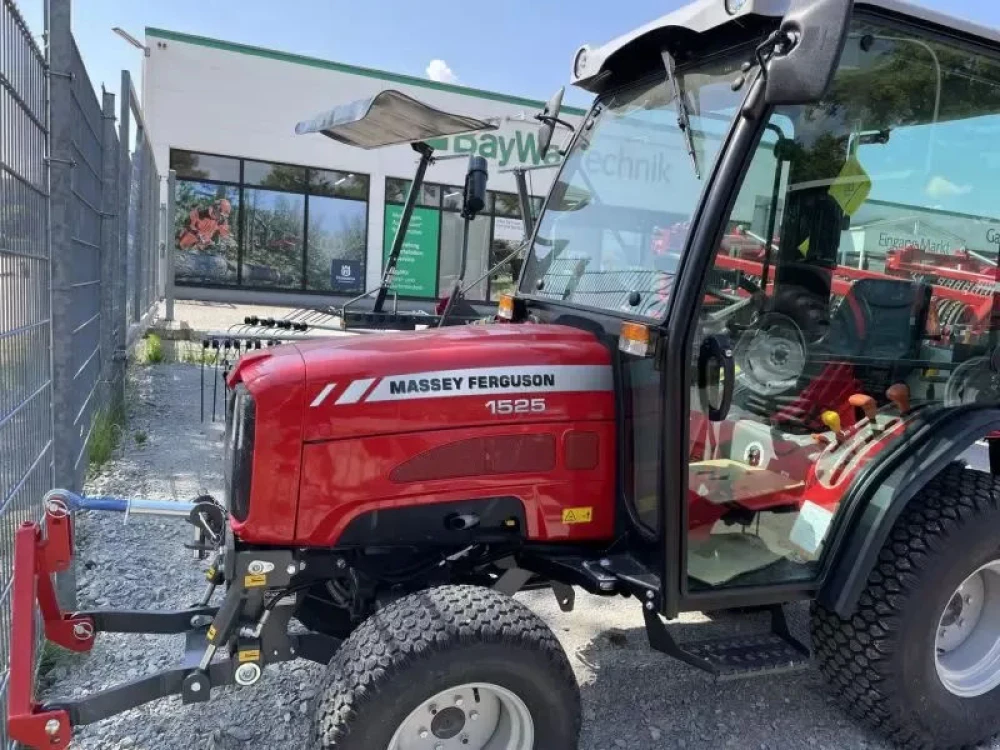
[0,1,162,740]
[121,73,161,339]
[49,30,112,489]
[0,0,52,744]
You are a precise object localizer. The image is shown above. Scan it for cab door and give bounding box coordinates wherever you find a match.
[674,19,1000,609]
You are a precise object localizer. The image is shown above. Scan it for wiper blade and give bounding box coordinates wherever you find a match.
[661,50,701,180]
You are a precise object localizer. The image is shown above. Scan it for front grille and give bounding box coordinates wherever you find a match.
[224,384,255,522]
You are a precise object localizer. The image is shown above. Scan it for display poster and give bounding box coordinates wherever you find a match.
[383,205,440,297]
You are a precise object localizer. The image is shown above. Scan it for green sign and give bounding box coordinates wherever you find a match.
[383,205,440,298]
[425,129,563,169]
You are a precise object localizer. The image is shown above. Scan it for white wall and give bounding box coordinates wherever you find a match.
[143,32,584,290]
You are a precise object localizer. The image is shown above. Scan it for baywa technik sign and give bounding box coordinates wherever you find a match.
[425,128,563,169]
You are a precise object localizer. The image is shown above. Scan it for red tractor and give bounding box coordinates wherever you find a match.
[10,0,1000,748]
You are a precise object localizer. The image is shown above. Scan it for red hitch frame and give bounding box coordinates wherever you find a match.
[8,507,95,748]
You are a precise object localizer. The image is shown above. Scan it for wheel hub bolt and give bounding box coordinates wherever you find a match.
[455,696,464,707]
[470,711,479,721]
[428,703,437,714]
[435,744,444,750]
[419,728,429,739]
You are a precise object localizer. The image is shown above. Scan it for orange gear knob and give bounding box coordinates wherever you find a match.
[886,383,911,414]
[849,393,878,421]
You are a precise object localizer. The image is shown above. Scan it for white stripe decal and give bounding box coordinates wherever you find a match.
[335,378,377,405]
[364,365,612,403]
[309,383,337,408]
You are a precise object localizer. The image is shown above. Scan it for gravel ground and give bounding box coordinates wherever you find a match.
[40,362,999,750]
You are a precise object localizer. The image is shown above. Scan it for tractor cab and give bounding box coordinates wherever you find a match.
[511,0,1000,614]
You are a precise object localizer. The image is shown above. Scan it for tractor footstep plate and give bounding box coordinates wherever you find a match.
[683,632,811,680]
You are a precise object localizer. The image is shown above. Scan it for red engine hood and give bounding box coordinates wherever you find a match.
[232,324,614,442]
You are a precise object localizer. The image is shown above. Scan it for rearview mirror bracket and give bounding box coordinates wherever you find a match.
[764,0,853,106]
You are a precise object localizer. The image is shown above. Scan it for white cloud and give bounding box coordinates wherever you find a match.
[426,59,459,84]
[925,175,972,199]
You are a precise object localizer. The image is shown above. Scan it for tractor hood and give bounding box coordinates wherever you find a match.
[229,324,614,443]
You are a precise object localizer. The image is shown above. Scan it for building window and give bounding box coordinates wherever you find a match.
[170,151,240,183]
[244,160,308,191]
[386,177,440,207]
[311,169,369,201]
[383,177,540,301]
[440,212,491,299]
[171,150,369,293]
[242,188,305,288]
[308,194,367,292]
[173,181,240,286]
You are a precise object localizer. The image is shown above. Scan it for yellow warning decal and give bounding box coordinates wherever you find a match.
[562,507,593,525]
[828,154,872,217]
[238,649,261,663]
[207,625,217,642]
[205,566,216,581]
[244,573,267,588]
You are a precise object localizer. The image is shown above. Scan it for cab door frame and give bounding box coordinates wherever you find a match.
[657,79,823,617]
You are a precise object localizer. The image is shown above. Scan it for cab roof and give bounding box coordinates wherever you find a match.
[571,0,1000,93]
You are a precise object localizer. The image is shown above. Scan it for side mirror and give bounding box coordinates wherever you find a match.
[765,0,853,106]
[536,87,565,160]
[462,156,489,219]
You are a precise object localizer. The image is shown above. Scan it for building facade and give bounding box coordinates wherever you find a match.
[142,28,585,306]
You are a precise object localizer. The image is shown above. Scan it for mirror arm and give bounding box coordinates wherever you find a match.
[535,113,576,133]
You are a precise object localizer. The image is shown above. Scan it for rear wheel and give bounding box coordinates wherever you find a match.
[811,464,1000,748]
[311,584,580,750]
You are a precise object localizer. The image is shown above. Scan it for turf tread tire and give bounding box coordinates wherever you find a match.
[311,584,580,749]
[811,463,1000,749]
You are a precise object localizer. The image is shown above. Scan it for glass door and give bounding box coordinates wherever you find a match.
[683,17,1000,593]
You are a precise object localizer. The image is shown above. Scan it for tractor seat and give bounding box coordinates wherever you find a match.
[822,277,932,361]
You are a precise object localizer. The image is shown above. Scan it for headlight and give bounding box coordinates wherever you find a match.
[573,47,589,79]
[725,0,749,14]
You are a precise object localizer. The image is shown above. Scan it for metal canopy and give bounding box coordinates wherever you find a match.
[294,89,497,149]
[572,0,1000,92]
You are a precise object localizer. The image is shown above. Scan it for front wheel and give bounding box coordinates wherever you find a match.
[311,584,580,750]
[812,464,1000,748]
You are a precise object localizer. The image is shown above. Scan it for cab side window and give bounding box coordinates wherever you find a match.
[685,19,1000,591]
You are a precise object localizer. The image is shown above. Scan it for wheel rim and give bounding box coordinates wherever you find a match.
[735,314,806,397]
[935,559,1000,698]
[387,682,534,750]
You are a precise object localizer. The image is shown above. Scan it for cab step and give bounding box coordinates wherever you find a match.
[644,605,811,681]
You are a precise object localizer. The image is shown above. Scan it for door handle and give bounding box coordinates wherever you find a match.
[698,333,735,422]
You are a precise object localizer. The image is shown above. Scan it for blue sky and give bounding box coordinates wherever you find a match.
[17,0,999,111]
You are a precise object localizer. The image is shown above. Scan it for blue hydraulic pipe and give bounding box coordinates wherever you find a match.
[44,490,198,519]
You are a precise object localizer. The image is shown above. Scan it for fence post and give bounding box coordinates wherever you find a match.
[132,105,143,325]
[47,0,79,492]
[100,89,123,410]
[46,0,81,609]
[166,170,176,320]
[118,70,133,334]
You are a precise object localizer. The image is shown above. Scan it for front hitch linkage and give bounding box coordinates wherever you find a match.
[8,494,339,748]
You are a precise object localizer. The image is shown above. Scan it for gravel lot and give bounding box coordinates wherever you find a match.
[41,362,999,749]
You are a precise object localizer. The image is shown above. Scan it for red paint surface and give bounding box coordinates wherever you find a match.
[228,324,616,545]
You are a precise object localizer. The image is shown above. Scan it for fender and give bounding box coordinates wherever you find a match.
[818,405,1000,617]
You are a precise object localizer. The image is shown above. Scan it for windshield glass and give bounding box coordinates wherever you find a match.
[519,50,753,318]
